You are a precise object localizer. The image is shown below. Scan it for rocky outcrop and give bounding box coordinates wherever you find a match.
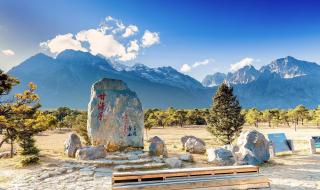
[149,136,168,157]
[75,145,107,160]
[207,148,235,166]
[64,133,82,158]
[87,78,144,152]
[184,138,206,154]
[236,130,270,165]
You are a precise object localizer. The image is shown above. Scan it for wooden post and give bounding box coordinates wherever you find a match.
[287,139,294,153]
[309,139,316,154]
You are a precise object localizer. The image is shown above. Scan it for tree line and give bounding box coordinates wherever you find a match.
[144,105,320,131]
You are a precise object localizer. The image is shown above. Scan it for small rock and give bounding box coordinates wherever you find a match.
[179,154,193,162]
[181,136,206,150]
[64,133,82,158]
[164,157,182,168]
[185,138,206,154]
[149,136,168,157]
[207,148,235,166]
[75,145,106,160]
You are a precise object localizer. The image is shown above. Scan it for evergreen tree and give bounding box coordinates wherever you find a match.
[206,83,244,145]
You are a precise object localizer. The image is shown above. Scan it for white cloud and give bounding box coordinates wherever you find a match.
[76,29,126,58]
[122,25,138,38]
[141,30,160,47]
[180,58,213,73]
[180,64,191,72]
[2,49,15,56]
[192,58,214,68]
[127,40,139,52]
[230,57,254,72]
[40,16,160,62]
[40,33,86,54]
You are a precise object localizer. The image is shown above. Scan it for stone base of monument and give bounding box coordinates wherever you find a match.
[73,150,168,172]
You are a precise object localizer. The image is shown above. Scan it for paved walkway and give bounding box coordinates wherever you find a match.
[261,154,320,190]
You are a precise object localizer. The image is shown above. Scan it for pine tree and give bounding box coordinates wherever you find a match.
[206,83,244,145]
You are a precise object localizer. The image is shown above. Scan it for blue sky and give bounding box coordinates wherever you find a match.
[1,0,320,81]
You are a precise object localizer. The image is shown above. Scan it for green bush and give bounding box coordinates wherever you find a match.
[21,155,40,166]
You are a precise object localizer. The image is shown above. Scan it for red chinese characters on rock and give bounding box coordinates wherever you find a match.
[121,112,137,137]
[97,92,106,121]
[122,112,129,137]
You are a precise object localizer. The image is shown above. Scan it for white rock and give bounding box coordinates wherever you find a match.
[185,138,206,154]
[236,130,270,165]
[207,148,235,166]
[64,133,82,158]
[75,145,107,160]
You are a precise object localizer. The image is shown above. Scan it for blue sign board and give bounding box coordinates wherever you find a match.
[312,136,320,148]
[268,133,291,153]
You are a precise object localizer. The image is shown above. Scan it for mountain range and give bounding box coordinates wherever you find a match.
[6,50,320,109]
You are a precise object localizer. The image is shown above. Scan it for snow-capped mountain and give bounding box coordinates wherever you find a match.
[127,64,204,90]
[259,56,320,78]
[202,65,260,86]
[226,65,260,85]
[8,50,208,109]
[202,72,226,87]
[202,56,320,87]
[7,52,320,109]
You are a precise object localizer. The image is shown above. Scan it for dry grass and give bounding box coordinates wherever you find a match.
[1,125,319,167]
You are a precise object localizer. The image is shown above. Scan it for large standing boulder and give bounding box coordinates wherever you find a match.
[149,136,168,157]
[75,145,107,160]
[64,133,82,158]
[185,138,206,154]
[236,130,270,165]
[87,78,144,152]
[181,136,206,150]
[207,148,235,166]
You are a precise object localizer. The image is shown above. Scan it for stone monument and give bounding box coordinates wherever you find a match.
[87,78,144,152]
